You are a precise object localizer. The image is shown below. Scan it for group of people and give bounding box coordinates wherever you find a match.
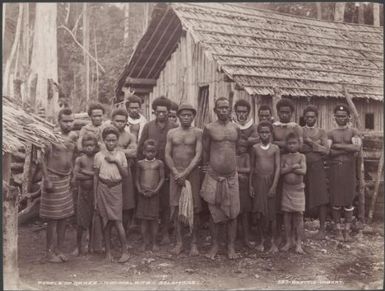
[39,94,362,263]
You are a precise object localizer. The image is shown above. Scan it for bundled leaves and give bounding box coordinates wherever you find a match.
[3,96,64,154]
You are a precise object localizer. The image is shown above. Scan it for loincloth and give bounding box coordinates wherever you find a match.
[136,185,159,221]
[305,159,329,210]
[96,178,122,228]
[252,173,276,221]
[40,170,74,220]
[200,167,240,223]
[77,183,94,229]
[328,158,356,207]
[281,182,305,213]
[170,167,202,213]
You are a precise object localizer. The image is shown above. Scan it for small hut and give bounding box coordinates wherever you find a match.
[2,95,63,289]
[115,3,383,132]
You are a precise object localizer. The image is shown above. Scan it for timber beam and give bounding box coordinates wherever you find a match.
[124,77,157,86]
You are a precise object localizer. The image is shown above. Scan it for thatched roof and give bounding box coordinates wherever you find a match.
[116,3,383,101]
[2,96,63,154]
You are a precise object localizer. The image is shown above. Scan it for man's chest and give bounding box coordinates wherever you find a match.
[210,125,238,142]
[273,126,297,140]
[331,129,353,144]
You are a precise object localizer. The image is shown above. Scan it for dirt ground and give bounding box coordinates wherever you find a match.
[18,218,384,290]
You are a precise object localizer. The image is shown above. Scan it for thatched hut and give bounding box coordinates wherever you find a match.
[115,3,383,132]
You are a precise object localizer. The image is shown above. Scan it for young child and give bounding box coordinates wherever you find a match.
[78,103,105,151]
[72,133,98,255]
[236,143,252,248]
[250,121,280,253]
[280,132,306,254]
[40,108,78,263]
[94,126,130,263]
[135,139,165,252]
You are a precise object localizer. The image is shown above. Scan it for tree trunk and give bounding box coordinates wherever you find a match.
[83,3,90,105]
[2,3,6,47]
[334,2,345,22]
[143,3,149,33]
[373,3,380,26]
[3,3,23,97]
[20,3,30,103]
[316,2,322,20]
[2,152,20,290]
[93,23,99,101]
[29,3,59,122]
[358,3,365,24]
[124,3,130,46]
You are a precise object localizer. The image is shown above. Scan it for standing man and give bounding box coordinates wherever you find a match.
[78,103,105,151]
[138,96,178,244]
[125,95,147,141]
[110,108,137,236]
[301,105,329,240]
[40,108,78,263]
[232,99,258,247]
[165,104,203,256]
[258,105,274,123]
[200,97,240,260]
[272,98,303,242]
[327,104,361,242]
[168,101,179,126]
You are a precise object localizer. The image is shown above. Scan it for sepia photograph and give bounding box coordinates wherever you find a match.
[2,2,384,290]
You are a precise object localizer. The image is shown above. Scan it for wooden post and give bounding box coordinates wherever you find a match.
[334,2,346,22]
[316,2,322,20]
[373,3,380,27]
[358,3,365,24]
[2,152,20,290]
[343,87,366,223]
[368,149,384,223]
[272,88,282,122]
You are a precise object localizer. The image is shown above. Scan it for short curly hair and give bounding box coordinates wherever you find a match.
[125,95,142,108]
[276,98,295,112]
[234,99,251,112]
[169,101,179,112]
[257,120,273,133]
[303,105,318,117]
[143,139,158,150]
[214,97,230,108]
[152,96,171,111]
[82,132,98,146]
[111,108,128,120]
[87,103,105,116]
[102,126,119,140]
[258,105,272,115]
[58,108,73,121]
[286,132,300,142]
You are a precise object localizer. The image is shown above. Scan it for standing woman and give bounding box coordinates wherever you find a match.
[301,105,329,240]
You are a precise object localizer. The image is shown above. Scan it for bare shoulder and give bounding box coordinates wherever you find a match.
[271,144,280,152]
[156,159,164,168]
[136,160,145,168]
[193,127,203,136]
[168,127,179,136]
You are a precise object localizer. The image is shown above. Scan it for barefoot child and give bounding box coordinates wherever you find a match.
[280,133,306,254]
[40,108,78,263]
[250,121,280,253]
[136,139,165,252]
[236,144,253,249]
[72,133,98,255]
[94,126,130,263]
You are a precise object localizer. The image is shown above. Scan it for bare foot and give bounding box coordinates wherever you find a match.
[314,230,326,240]
[118,253,130,263]
[267,244,279,254]
[295,244,305,254]
[152,243,160,252]
[160,234,171,245]
[205,244,219,260]
[72,248,80,256]
[335,231,344,242]
[57,253,68,262]
[280,242,292,252]
[46,252,63,263]
[244,239,255,249]
[227,245,240,260]
[344,231,354,242]
[140,243,147,252]
[189,244,200,257]
[105,253,114,263]
[255,243,264,252]
[171,242,183,255]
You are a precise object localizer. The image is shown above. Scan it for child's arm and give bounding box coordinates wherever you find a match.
[293,154,307,176]
[249,148,255,197]
[41,143,53,191]
[152,161,165,196]
[110,153,128,178]
[93,168,100,209]
[268,148,281,197]
[135,163,144,195]
[80,169,95,176]
[74,158,93,180]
